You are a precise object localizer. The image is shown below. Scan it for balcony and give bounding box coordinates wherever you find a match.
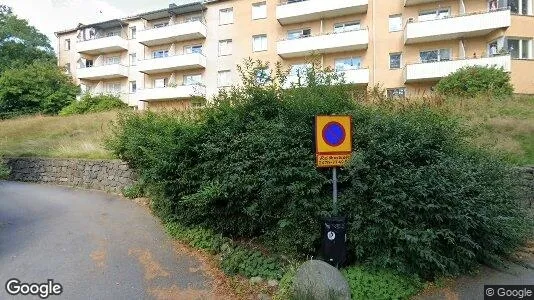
[277,29,368,58]
[137,53,206,75]
[77,36,128,55]
[405,9,510,44]
[339,68,370,84]
[276,0,368,25]
[135,85,206,102]
[404,0,440,6]
[404,55,511,82]
[77,64,129,80]
[136,21,207,46]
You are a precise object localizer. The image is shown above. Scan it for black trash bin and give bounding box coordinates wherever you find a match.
[321,216,347,268]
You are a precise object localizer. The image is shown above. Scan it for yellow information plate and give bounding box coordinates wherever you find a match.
[315,115,353,168]
[316,154,352,168]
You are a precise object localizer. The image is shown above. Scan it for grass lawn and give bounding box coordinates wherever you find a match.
[0,110,119,159]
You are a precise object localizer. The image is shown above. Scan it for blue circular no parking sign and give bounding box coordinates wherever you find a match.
[322,121,346,147]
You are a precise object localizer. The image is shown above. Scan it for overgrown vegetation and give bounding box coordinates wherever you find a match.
[60,94,127,116]
[107,60,532,280]
[436,66,513,99]
[0,160,10,179]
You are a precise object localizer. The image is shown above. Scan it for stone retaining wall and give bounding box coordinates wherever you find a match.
[2,157,136,193]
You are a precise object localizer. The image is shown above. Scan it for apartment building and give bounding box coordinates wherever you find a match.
[55,0,534,109]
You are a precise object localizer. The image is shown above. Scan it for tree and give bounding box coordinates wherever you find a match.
[0,5,55,73]
[0,61,80,118]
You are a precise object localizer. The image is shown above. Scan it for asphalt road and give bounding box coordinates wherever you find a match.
[0,181,213,300]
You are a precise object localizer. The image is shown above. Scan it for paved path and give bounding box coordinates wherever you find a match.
[0,181,214,300]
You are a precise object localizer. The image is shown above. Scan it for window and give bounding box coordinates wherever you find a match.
[287,28,311,40]
[129,53,137,66]
[289,64,311,76]
[256,68,270,84]
[185,14,202,23]
[65,39,71,51]
[185,45,203,54]
[86,59,94,68]
[219,8,234,25]
[507,0,532,14]
[129,81,137,93]
[334,21,360,33]
[335,57,362,71]
[130,26,136,39]
[106,31,120,37]
[418,8,450,22]
[420,49,451,63]
[218,70,231,87]
[389,53,402,69]
[106,83,121,93]
[508,38,532,59]
[152,50,169,59]
[388,14,402,32]
[153,22,168,29]
[184,74,202,86]
[105,56,120,65]
[218,39,233,56]
[154,78,169,88]
[252,2,267,20]
[387,88,406,99]
[64,63,71,74]
[252,34,267,52]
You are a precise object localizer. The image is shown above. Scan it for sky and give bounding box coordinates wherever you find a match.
[2,0,190,52]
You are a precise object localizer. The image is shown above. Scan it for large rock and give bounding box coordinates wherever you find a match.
[293,260,351,300]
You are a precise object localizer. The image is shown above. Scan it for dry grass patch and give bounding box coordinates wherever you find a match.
[0,110,120,159]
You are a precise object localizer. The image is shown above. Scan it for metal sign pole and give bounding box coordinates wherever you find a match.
[332,167,338,215]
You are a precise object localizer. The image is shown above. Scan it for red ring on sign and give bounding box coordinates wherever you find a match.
[322,121,346,147]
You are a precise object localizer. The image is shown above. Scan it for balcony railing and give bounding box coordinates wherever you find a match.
[134,84,206,102]
[136,20,207,46]
[276,0,368,25]
[404,9,511,44]
[76,63,129,80]
[277,28,368,58]
[404,55,511,82]
[137,53,207,74]
[77,35,128,55]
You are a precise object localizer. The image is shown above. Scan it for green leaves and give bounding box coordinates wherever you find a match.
[59,94,127,116]
[436,66,513,99]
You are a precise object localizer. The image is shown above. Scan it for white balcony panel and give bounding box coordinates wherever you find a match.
[77,36,128,55]
[137,53,206,74]
[405,55,511,82]
[277,0,368,25]
[137,21,207,46]
[277,29,368,58]
[340,69,370,84]
[405,9,510,44]
[404,0,440,6]
[135,85,206,102]
[77,64,129,80]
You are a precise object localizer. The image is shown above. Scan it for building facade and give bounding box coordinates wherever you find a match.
[55,0,534,109]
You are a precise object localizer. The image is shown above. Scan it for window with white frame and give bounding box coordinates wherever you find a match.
[105,56,120,65]
[256,68,270,84]
[419,49,451,63]
[218,70,231,87]
[152,50,169,59]
[106,82,121,93]
[418,8,450,22]
[252,34,267,52]
[65,39,71,50]
[185,45,203,54]
[388,14,402,32]
[252,2,267,20]
[64,63,71,74]
[333,21,361,33]
[218,39,233,56]
[184,74,202,85]
[507,38,533,59]
[289,63,311,77]
[389,53,402,69]
[335,57,362,71]
[387,87,406,99]
[219,8,234,25]
[129,81,137,93]
[130,26,136,39]
[506,0,533,14]
[129,53,137,66]
[154,78,169,88]
[287,28,311,40]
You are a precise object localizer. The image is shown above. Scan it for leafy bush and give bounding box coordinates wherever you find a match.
[122,183,144,199]
[60,94,127,116]
[0,61,79,119]
[273,266,297,300]
[436,66,513,99]
[342,266,422,300]
[0,160,10,179]
[108,60,531,279]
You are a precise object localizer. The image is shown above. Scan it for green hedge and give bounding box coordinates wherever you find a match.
[60,93,127,115]
[436,66,513,99]
[107,61,531,279]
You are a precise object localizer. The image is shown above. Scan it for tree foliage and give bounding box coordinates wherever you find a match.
[0,5,55,73]
[59,93,127,116]
[107,60,531,279]
[0,61,80,118]
[436,66,514,99]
